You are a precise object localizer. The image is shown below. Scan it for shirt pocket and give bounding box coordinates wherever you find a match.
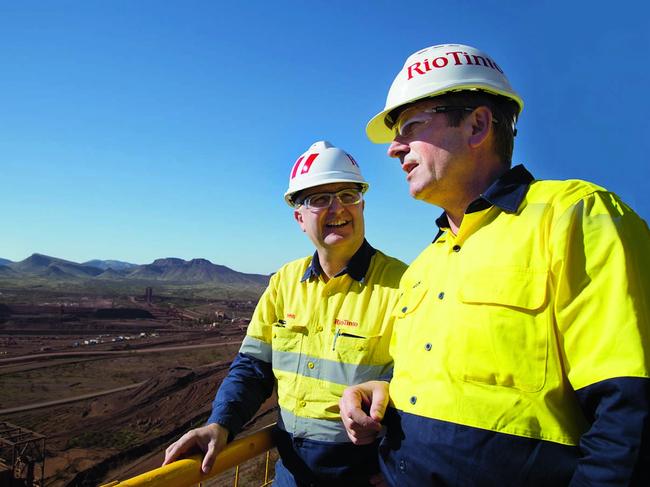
[332,330,382,364]
[272,324,307,374]
[450,267,549,393]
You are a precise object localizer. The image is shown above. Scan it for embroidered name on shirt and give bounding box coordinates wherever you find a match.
[286,313,296,319]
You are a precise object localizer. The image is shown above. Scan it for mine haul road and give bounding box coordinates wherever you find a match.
[0,341,240,414]
[0,340,242,366]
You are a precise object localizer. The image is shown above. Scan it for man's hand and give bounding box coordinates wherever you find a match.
[162,423,229,474]
[339,380,390,445]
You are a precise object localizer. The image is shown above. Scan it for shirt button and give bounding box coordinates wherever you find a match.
[452,244,461,252]
[299,400,306,407]
[307,361,315,369]
[399,460,406,472]
[410,396,417,405]
[316,325,323,332]
[401,306,408,313]
[438,292,445,300]
[424,343,432,351]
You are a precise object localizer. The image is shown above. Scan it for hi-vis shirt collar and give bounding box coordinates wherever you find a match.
[434,164,534,241]
[300,239,376,283]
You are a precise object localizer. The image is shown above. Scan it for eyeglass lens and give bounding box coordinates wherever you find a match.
[304,189,362,209]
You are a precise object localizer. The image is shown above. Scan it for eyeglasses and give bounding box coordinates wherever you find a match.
[296,188,363,211]
[392,106,499,139]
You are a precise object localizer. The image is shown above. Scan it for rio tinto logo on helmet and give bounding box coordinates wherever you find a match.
[407,49,504,80]
[290,153,319,179]
[290,152,358,179]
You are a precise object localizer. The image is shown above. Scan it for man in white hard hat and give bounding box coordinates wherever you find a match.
[164,141,406,486]
[340,44,650,486]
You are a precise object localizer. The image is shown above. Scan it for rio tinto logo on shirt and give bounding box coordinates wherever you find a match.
[334,318,359,328]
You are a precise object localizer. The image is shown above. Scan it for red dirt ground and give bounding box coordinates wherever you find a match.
[1,301,277,486]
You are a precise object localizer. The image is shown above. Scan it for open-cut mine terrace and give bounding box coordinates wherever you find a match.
[0,285,277,486]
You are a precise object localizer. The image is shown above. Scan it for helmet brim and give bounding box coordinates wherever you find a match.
[366,84,524,144]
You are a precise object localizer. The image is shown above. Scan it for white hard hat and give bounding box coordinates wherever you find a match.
[284,140,368,207]
[367,44,524,143]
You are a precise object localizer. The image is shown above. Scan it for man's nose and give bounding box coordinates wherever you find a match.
[387,138,409,161]
[327,195,345,213]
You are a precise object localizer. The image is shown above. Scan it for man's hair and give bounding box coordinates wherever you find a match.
[435,91,520,165]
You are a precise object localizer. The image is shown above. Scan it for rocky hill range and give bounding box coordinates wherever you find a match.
[0,253,269,286]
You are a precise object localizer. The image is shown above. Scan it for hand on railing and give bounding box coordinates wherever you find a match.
[101,423,275,486]
[162,423,229,474]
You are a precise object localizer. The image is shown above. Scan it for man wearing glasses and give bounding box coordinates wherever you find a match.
[164,140,406,486]
[340,44,650,486]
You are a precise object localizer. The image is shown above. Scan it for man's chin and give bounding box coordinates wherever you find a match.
[322,231,357,248]
[323,234,349,246]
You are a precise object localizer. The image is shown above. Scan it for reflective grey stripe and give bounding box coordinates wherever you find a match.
[240,335,272,363]
[272,349,391,385]
[278,407,350,442]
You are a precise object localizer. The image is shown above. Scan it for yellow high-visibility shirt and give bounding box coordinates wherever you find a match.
[390,176,650,446]
[241,241,406,441]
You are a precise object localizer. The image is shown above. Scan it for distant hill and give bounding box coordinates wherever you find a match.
[0,265,18,277]
[0,258,13,266]
[83,259,139,272]
[126,258,269,285]
[96,268,129,279]
[1,253,269,288]
[9,254,103,278]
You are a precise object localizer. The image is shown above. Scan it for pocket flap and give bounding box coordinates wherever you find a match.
[459,267,548,311]
[396,283,428,317]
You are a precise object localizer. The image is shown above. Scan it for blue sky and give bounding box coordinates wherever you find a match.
[1,1,648,274]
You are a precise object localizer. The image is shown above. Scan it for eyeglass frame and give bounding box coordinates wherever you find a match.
[293,187,364,211]
[390,105,500,139]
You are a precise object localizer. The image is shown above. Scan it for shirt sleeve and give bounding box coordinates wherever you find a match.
[206,273,281,436]
[552,190,650,485]
[571,377,650,486]
[207,351,274,438]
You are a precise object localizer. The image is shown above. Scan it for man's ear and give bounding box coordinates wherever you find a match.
[294,209,306,232]
[467,106,492,149]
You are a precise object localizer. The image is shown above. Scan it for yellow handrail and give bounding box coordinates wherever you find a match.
[100,423,276,487]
